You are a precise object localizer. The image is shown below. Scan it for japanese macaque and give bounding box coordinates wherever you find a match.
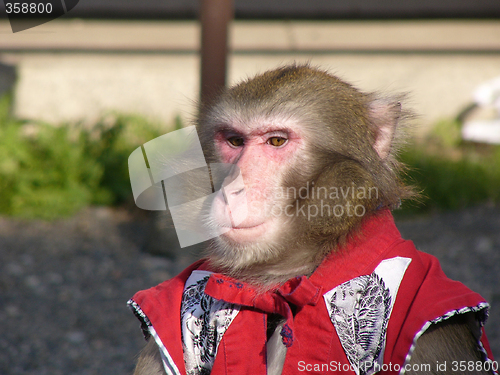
[132,65,494,375]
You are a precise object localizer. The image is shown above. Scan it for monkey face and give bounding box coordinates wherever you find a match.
[207,115,305,251]
[197,64,414,284]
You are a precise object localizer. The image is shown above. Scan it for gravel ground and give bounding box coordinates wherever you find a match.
[0,204,498,374]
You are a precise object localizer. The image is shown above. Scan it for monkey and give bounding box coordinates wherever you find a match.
[129,64,495,375]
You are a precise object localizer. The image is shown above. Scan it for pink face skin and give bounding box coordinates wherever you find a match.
[210,117,304,245]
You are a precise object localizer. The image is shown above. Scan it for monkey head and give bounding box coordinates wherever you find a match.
[197,64,414,286]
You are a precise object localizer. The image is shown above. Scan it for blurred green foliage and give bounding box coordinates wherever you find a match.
[429,118,463,148]
[399,118,500,214]
[0,94,163,219]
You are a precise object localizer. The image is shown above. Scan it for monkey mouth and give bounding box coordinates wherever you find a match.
[220,222,268,242]
[231,223,264,230]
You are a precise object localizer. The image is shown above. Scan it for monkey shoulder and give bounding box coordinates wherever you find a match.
[409,312,494,375]
[133,339,167,375]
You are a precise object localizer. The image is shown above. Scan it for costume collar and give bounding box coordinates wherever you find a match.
[204,209,402,300]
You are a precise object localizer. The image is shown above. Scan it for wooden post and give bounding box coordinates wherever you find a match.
[199,0,234,106]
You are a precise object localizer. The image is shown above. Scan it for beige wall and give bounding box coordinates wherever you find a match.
[1,20,499,134]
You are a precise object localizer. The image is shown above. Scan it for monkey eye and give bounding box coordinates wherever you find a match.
[227,136,244,147]
[268,137,287,147]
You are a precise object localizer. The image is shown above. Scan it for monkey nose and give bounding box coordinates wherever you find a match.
[220,179,248,227]
[220,166,246,199]
[230,188,245,196]
[222,184,246,205]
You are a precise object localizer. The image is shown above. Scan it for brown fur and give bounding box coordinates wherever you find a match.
[408,313,493,374]
[134,339,166,375]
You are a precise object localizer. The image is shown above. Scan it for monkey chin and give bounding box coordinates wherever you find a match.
[205,218,318,287]
[213,219,277,261]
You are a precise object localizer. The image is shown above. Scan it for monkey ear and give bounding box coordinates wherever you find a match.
[369,99,402,159]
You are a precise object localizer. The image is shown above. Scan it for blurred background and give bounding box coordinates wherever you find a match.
[0,1,499,374]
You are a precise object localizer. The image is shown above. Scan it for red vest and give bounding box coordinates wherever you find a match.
[129,211,494,375]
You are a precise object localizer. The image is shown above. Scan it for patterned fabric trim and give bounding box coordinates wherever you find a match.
[324,256,412,375]
[128,299,152,339]
[127,299,182,375]
[181,271,240,375]
[401,302,495,375]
